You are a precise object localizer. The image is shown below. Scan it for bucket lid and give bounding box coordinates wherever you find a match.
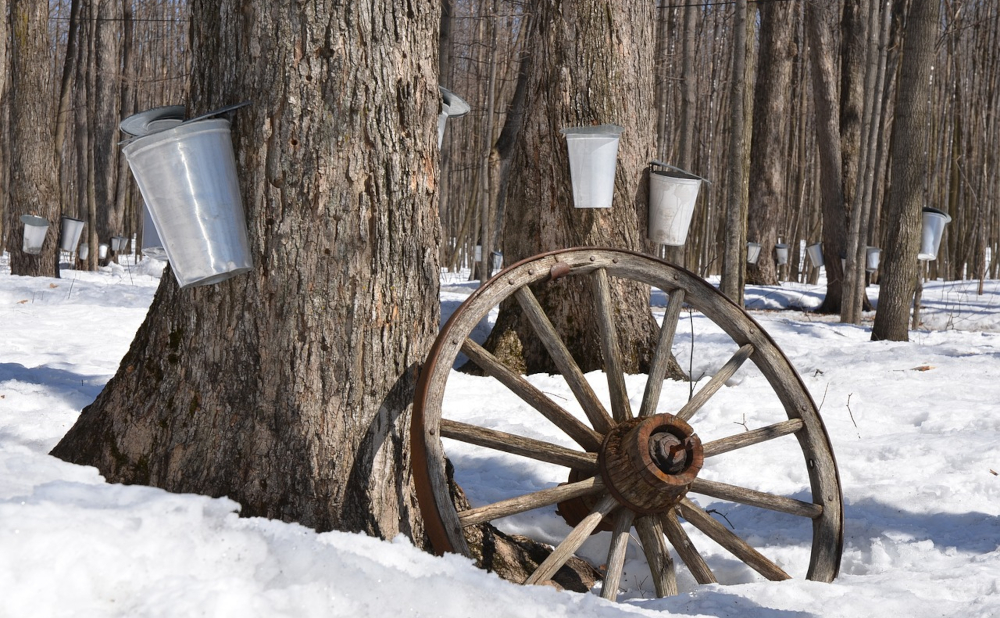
[120,105,186,137]
[61,215,84,223]
[20,214,49,227]
[922,206,952,222]
[649,160,711,184]
[561,124,624,137]
[183,101,251,125]
[439,87,470,118]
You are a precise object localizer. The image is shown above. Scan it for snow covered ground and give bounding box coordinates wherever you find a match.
[2,254,999,617]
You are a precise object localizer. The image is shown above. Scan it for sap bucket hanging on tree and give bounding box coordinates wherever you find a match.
[121,105,252,288]
[20,215,49,255]
[59,216,85,253]
[437,87,470,148]
[647,161,705,245]
[141,203,167,261]
[918,207,951,261]
[866,247,881,272]
[561,124,624,209]
[746,242,762,265]
[806,242,824,269]
[775,243,789,266]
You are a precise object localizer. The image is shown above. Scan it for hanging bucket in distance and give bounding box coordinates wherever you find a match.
[141,203,168,261]
[806,242,824,268]
[918,207,951,261]
[866,247,880,272]
[648,161,703,245]
[99,243,109,259]
[122,117,252,288]
[561,124,624,209]
[775,243,789,266]
[59,217,85,253]
[79,243,89,260]
[20,215,49,255]
[747,242,762,265]
[111,236,128,253]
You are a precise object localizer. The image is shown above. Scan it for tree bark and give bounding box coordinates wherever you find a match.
[746,0,797,286]
[4,0,61,277]
[872,0,940,341]
[484,0,683,379]
[93,0,125,259]
[52,0,441,539]
[720,0,750,304]
[805,0,847,314]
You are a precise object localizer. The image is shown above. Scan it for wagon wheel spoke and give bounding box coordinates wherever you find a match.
[461,339,603,451]
[659,511,717,585]
[677,498,791,581]
[600,509,637,601]
[634,515,679,597]
[702,419,805,458]
[524,494,620,586]
[440,419,598,473]
[457,476,605,527]
[638,288,686,418]
[675,343,755,422]
[515,286,615,434]
[689,478,823,518]
[590,268,633,422]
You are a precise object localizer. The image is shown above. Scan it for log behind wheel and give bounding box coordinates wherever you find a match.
[411,248,843,601]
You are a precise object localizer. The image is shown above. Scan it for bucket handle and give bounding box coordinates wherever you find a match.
[649,160,711,184]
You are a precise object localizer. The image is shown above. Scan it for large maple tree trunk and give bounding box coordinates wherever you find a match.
[484,0,683,379]
[52,0,441,538]
[746,0,796,286]
[4,0,60,277]
[872,0,940,341]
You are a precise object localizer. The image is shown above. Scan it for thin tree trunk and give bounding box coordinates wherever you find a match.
[720,0,749,304]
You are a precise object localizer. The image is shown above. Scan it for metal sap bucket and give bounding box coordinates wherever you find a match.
[60,217,85,253]
[775,243,789,266]
[866,247,880,272]
[99,243,109,259]
[111,235,129,253]
[806,242,824,268]
[438,87,470,148]
[648,162,703,245]
[918,207,951,261]
[561,124,623,209]
[20,215,49,255]
[141,203,168,260]
[746,242,762,264]
[79,243,89,260]
[122,118,252,287]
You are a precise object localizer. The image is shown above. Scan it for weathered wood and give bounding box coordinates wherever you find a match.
[660,511,716,585]
[600,509,637,600]
[639,288,686,418]
[440,419,597,472]
[678,498,791,581]
[524,494,619,586]
[634,515,679,597]
[461,339,602,451]
[515,286,615,434]
[590,268,634,422]
[458,476,605,527]
[702,419,804,458]
[676,343,755,422]
[690,477,823,518]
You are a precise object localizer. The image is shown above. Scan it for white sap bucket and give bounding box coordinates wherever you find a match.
[918,207,951,261]
[561,124,624,209]
[866,247,880,272]
[491,250,503,271]
[111,236,128,253]
[122,118,252,287]
[648,163,702,245]
[20,215,49,255]
[775,243,789,266]
[79,243,89,260]
[99,243,109,259]
[141,203,168,261]
[806,243,824,268]
[438,87,470,148]
[60,217,85,253]
[746,242,762,264]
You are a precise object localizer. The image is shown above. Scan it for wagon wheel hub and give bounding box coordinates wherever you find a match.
[599,414,704,515]
[557,414,703,529]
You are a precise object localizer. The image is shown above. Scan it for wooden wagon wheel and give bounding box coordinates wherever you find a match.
[412,248,843,601]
